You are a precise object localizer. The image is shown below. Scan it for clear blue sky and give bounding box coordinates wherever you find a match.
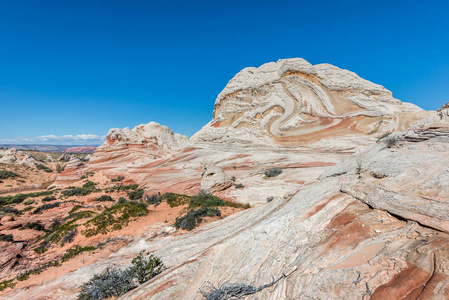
[1,0,448,145]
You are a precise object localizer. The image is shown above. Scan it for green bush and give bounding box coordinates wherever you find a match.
[0,170,17,179]
[111,176,124,182]
[62,245,95,262]
[83,181,96,189]
[96,195,113,202]
[0,279,15,291]
[83,202,148,237]
[235,183,244,189]
[129,189,144,200]
[42,196,57,202]
[35,164,53,173]
[189,191,224,208]
[0,234,13,242]
[119,184,139,191]
[264,168,282,177]
[62,228,78,245]
[78,251,164,300]
[175,207,221,231]
[163,193,189,207]
[62,188,92,197]
[33,202,61,214]
[0,191,54,207]
[1,207,20,215]
[20,222,46,231]
[24,199,35,205]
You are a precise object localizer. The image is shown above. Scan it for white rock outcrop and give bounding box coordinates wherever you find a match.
[192,58,430,147]
[104,121,189,151]
[200,163,233,193]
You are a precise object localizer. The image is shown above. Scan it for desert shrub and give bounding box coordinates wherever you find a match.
[385,135,400,148]
[38,210,91,248]
[111,176,124,182]
[189,191,224,208]
[33,202,61,214]
[0,279,15,291]
[175,207,221,231]
[266,196,274,203]
[61,245,96,262]
[119,184,139,191]
[65,210,96,221]
[22,206,34,212]
[200,275,283,300]
[34,243,49,254]
[377,132,392,142]
[42,196,57,202]
[78,266,135,300]
[146,194,162,205]
[62,188,92,197]
[1,207,20,215]
[62,228,78,245]
[83,202,148,237]
[129,251,164,284]
[78,251,164,300]
[129,189,144,200]
[68,205,83,214]
[0,191,54,207]
[96,195,113,202]
[50,218,62,229]
[35,164,53,173]
[24,199,35,205]
[0,234,13,242]
[235,183,244,189]
[231,176,236,182]
[264,168,282,178]
[0,170,17,179]
[186,191,249,210]
[16,260,60,282]
[56,164,65,173]
[118,197,127,204]
[164,193,190,207]
[83,181,96,189]
[20,222,46,231]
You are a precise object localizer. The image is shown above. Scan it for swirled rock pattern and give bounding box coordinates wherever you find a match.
[192,58,429,147]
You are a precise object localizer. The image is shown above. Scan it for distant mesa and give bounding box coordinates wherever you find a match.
[0,144,97,153]
[63,146,97,153]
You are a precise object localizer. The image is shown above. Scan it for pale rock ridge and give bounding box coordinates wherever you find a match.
[410,105,449,130]
[0,148,18,164]
[192,58,430,146]
[438,101,449,112]
[20,153,38,166]
[103,121,189,151]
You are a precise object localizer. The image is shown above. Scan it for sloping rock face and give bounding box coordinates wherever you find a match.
[7,108,449,300]
[192,58,429,147]
[54,157,86,184]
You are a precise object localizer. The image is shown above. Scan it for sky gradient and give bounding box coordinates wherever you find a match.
[1,0,448,145]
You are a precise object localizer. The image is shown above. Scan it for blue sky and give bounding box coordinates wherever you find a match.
[1,0,448,145]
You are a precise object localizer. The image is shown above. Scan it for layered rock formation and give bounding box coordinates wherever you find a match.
[192,58,429,148]
[11,58,449,299]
